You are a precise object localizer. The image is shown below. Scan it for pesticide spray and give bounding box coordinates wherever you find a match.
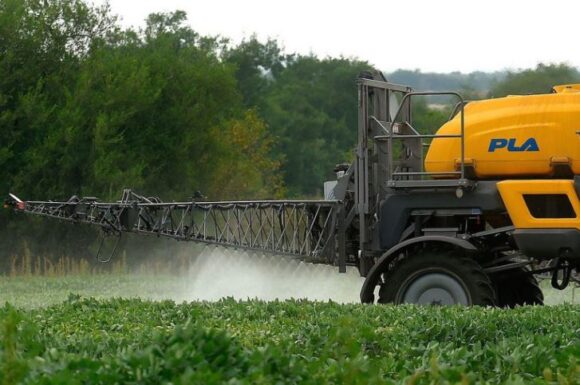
[133,239,365,303]
[178,246,364,303]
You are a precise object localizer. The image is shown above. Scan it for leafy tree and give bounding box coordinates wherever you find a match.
[411,98,450,134]
[0,0,118,261]
[490,63,580,97]
[224,36,286,109]
[209,110,284,199]
[389,69,504,93]
[0,0,116,198]
[0,3,282,262]
[5,8,282,201]
[261,56,369,196]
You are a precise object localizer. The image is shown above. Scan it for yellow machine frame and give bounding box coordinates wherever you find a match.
[497,180,580,230]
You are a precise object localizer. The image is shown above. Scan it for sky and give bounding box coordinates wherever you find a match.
[92,0,579,73]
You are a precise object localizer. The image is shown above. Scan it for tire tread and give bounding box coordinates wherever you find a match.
[378,250,496,306]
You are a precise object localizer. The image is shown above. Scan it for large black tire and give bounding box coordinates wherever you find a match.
[492,268,544,307]
[378,251,496,306]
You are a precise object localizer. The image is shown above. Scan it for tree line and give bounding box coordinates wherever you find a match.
[1,0,579,262]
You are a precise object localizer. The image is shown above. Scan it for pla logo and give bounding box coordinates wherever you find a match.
[488,138,540,152]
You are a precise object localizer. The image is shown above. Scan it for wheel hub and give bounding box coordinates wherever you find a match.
[399,272,470,305]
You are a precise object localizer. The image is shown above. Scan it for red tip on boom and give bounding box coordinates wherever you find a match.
[4,193,25,210]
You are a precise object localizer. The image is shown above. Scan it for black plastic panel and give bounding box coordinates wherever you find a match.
[513,228,580,260]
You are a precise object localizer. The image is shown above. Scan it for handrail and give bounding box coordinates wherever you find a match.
[448,100,469,121]
[390,91,464,124]
[387,91,466,184]
[375,134,462,140]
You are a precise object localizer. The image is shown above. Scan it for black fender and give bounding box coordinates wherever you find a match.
[359,235,478,303]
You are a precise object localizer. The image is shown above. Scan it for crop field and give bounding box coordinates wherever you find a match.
[0,296,578,385]
[0,263,578,385]
[0,250,578,385]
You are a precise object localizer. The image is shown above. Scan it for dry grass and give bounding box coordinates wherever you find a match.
[8,246,127,277]
[6,242,195,277]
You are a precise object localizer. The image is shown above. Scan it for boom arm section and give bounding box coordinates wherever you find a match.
[4,190,346,267]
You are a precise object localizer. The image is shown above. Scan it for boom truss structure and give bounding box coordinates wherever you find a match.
[5,190,347,269]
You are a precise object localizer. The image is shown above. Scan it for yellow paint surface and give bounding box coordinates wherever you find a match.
[425,85,580,178]
[497,180,580,230]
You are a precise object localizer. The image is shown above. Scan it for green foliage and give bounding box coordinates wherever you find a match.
[0,298,577,384]
[209,110,284,199]
[411,98,451,134]
[224,36,285,108]
[224,37,372,195]
[260,56,370,196]
[0,1,283,260]
[0,4,280,201]
[490,63,580,97]
[0,0,116,196]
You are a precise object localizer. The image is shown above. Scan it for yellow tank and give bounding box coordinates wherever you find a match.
[424,84,580,178]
